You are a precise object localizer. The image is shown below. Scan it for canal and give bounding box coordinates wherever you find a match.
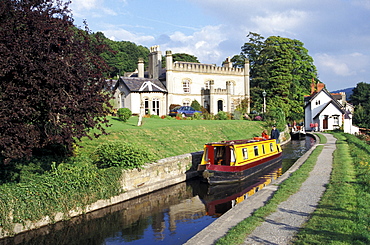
[0,137,315,245]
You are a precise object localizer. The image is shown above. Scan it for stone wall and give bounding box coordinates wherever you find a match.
[0,151,204,238]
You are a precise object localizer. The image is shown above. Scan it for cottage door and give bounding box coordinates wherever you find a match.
[323,115,328,129]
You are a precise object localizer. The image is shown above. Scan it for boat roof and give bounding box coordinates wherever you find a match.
[205,138,273,146]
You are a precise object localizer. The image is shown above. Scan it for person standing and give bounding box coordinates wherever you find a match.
[271,125,280,143]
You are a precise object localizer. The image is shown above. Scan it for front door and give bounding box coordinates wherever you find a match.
[218,100,223,112]
[323,115,328,129]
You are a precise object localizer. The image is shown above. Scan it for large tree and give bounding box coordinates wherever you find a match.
[349,82,370,128]
[0,0,112,163]
[235,33,318,121]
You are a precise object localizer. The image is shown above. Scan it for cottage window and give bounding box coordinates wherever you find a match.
[333,115,339,126]
[183,79,190,93]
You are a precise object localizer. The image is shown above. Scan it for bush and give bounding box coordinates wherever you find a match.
[193,112,203,120]
[93,142,155,169]
[191,100,201,111]
[117,108,132,122]
[216,111,228,120]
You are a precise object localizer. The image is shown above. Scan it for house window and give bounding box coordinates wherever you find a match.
[333,115,339,125]
[205,80,210,89]
[144,98,149,114]
[152,98,160,115]
[183,79,190,93]
[183,100,191,106]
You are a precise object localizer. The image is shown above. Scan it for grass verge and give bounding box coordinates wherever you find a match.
[293,132,370,244]
[215,136,325,245]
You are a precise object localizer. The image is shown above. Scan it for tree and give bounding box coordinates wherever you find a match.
[349,82,370,128]
[95,33,150,78]
[0,0,112,163]
[234,33,318,121]
[162,53,200,67]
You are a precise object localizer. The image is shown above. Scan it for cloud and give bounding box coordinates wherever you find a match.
[103,28,155,44]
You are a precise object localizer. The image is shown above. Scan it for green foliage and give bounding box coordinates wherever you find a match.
[93,142,155,169]
[350,82,370,128]
[117,108,132,122]
[0,158,122,232]
[215,111,228,120]
[264,107,286,132]
[192,112,203,120]
[236,32,317,121]
[162,53,200,67]
[191,100,201,111]
[94,32,150,78]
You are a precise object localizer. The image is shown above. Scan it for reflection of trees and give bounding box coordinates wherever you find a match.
[121,216,152,242]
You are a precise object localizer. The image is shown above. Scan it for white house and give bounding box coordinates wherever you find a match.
[304,81,359,134]
[114,46,250,116]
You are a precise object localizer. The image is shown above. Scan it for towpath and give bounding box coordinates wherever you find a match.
[185,133,336,245]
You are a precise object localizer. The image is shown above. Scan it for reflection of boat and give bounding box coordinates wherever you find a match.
[191,164,282,217]
[290,125,306,140]
[197,138,283,185]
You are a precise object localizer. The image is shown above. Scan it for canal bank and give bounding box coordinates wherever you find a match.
[185,133,330,245]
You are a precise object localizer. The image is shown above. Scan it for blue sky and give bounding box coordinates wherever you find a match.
[69,0,370,91]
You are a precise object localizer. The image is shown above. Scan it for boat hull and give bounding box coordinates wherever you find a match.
[291,132,306,140]
[198,152,283,185]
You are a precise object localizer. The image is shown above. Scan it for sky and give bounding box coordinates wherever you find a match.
[68,0,370,91]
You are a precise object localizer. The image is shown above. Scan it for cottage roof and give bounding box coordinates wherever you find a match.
[313,100,345,119]
[304,88,343,109]
[115,77,167,93]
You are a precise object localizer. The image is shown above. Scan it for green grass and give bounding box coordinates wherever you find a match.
[215,137,325,245]
[79,116,264,160]
[315,132,327,144]
[293,132,370,244]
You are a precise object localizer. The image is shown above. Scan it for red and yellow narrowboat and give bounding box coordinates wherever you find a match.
[197,138,283,185]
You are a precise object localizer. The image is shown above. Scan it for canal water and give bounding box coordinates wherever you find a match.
[0,137,315,245]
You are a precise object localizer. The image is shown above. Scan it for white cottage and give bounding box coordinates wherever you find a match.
[114,46,250,116]
[304,81,359,134]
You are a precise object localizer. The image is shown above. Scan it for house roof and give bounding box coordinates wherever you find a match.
[304,88,343,109]
[313,100,346,119]
[115,77,167,93]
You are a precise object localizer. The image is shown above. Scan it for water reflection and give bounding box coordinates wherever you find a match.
[0,137,315,245]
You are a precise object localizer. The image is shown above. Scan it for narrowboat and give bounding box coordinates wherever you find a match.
[197,138,283,185]
[290,125,306,140]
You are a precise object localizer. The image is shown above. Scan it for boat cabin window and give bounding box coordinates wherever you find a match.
[242,148,248,160]
[270,143,274,152]
[254,146,259,156]
[230,148,236,164]
[262,145,265,154]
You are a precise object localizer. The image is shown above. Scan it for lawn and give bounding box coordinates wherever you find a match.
[78,116,265,160]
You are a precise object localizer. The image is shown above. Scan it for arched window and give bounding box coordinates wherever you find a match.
[144,98,149,114]
[183,99,191,106]
[183,79,190,93]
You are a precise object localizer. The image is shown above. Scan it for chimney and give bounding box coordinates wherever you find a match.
[317,82,325,92]
[148,45,162,79]
[223,57,233,68]
[310,78,316,94]
[138,58,144,78]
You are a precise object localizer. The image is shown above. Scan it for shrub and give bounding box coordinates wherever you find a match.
[93,142,155,169]
[117,108,132,122]
[191,100,201,111]
[254,115,262,121]
[216,111,228,120]
[193,112,203,120]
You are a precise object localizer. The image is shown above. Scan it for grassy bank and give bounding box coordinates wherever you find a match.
[0,117,264,234]
[79,116,264,160]
[215,135,325,245]
[294,132,370,244]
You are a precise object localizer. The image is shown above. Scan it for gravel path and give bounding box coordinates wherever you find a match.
[243,133,336,244]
